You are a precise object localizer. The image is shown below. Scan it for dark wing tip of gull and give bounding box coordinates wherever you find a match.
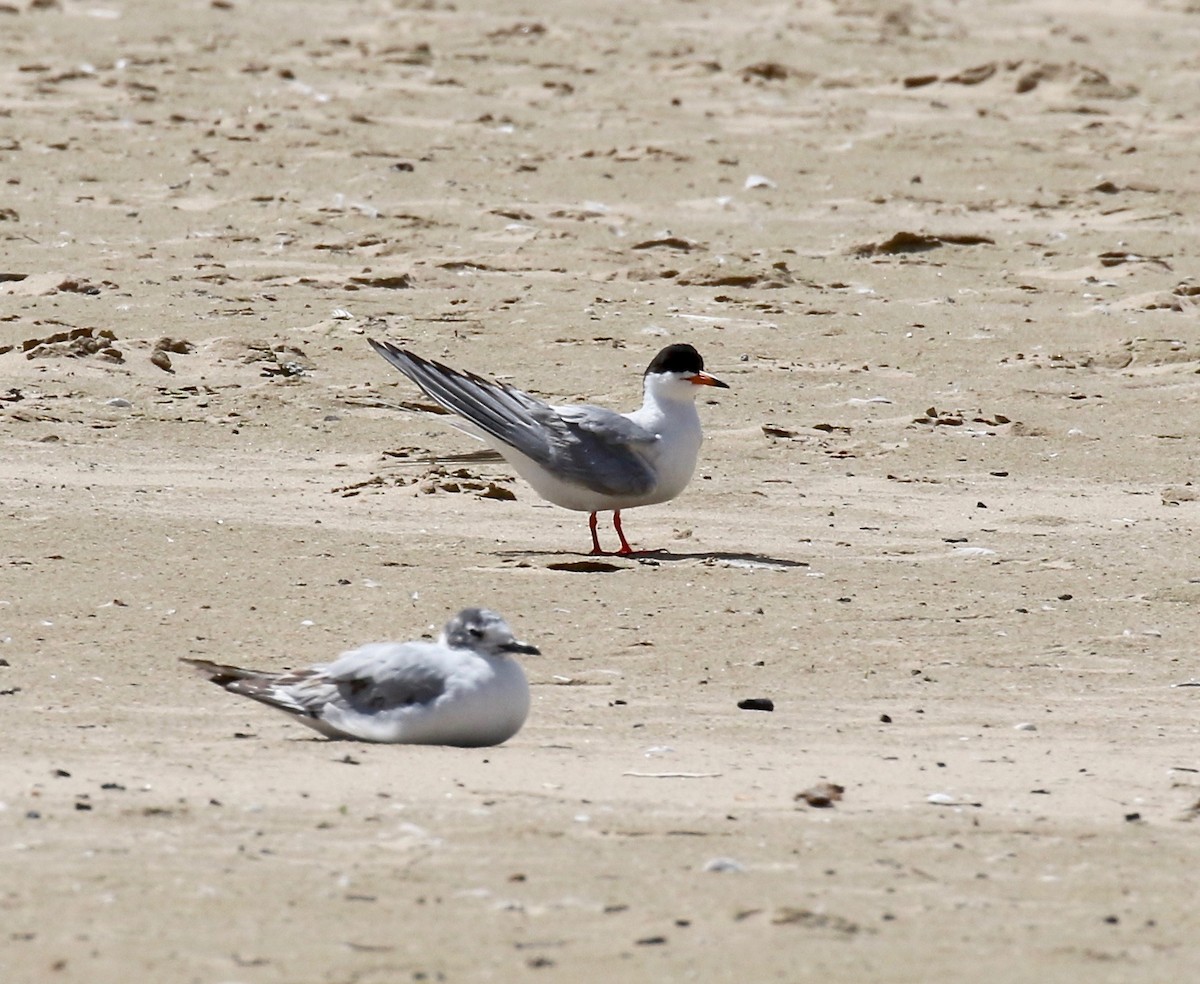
[181,656,259,686]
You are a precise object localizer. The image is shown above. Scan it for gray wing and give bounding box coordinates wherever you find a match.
[370,339,657,497]
[532,403,659,496]
[324,642,449,712]
[183,657,335,718]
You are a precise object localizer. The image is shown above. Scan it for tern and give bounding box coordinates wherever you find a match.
[369,339,729,554]
[184,608,538,746]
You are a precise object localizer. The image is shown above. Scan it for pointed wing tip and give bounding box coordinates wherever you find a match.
[181,656,217,677]
[368,337,398,358]
[369,338,426,374]
[181,657,268,690]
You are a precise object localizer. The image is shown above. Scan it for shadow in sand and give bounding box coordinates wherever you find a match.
[629,549,808,569]
[495,548,807,571]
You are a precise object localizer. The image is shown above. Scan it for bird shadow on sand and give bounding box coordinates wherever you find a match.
[495,548,808,572]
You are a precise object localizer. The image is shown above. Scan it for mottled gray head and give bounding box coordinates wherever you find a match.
[442,608,540,656]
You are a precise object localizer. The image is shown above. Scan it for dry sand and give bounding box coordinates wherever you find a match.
[3,1,1200,981]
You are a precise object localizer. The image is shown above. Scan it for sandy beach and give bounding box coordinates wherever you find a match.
[2,1,1199,981]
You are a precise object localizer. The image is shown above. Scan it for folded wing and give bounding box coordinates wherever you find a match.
[183,657,335,718]
[324,641,449,712]
[370,340,658,497]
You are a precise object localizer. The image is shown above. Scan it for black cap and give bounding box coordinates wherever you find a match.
[645,343,706,376]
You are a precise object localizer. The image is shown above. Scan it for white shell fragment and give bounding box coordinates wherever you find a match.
[703,857,745,873]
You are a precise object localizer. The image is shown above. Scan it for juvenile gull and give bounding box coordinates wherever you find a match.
[184,608,538,746]
[369,339,729,554]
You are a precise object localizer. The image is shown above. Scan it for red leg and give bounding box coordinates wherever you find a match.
[612,510,633,555]
[588,511,604,554]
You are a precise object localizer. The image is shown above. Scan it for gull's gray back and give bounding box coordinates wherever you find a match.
[325,641,451,711]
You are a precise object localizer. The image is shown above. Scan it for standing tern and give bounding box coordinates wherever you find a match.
[369,339,729,554]
[184,608,538,746]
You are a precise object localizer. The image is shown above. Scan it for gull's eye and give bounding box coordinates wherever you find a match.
[468,626,484,639]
